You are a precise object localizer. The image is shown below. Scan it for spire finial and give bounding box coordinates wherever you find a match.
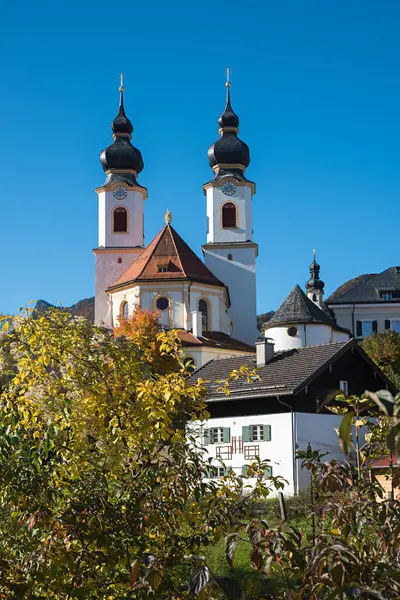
[164,209,172,224]
[119,72,124,93]
[313,249,316,261]
[225,67,231,88]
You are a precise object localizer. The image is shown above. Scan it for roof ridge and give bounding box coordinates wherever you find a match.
[167,224,186,275]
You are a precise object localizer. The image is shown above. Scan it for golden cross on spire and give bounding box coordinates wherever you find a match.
[225,67,231,88]
[119,72,124,93]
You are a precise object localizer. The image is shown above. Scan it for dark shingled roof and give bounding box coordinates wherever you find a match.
[328,267,400,304]
[192,340,353,401]
[265,285,335,329]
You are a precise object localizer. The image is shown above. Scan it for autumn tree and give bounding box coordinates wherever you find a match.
[362,329,400,388]
[0,309,280,599]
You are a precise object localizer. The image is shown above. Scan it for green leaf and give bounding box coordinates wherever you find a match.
[225,533,238,568]
[366,390,395,416]
[338,410,354,455]
[189,565,210,595]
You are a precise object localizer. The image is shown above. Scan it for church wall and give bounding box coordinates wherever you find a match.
[98,190,144,248]
[109,281,229,334]
[204,245,258,345]
[206,185,252,244]
[266,323,336,351]
[94,250,142,326]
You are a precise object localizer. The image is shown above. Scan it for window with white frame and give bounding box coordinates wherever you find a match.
[211,427,224,444]
[339,380,348,395]
[251,425,265,442]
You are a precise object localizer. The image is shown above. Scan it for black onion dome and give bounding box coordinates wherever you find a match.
[306,258,325,291]
[208,85,250,170]
[218,87,239,128]
[112,97,133,135]
[100,88,144,176]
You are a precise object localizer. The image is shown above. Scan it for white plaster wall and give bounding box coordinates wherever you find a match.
[190,413,295,496]
[94,250,142,326]
[98,189,144,248]
[204,245,258,346]
[188,347,255,369]
[266,324,349,352]
[333,330,350,342]
[206,184,253,244]
[295,412,344,491]
[110,282,229,334]
[330,304,400,338]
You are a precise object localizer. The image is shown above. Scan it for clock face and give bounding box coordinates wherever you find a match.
[113,186,127,201]
[221,181,236,196]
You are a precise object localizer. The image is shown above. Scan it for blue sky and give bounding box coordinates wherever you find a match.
[1,1,400,315]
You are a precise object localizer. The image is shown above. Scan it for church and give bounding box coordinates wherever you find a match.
[94,77,259,368]
[92,77,396,492]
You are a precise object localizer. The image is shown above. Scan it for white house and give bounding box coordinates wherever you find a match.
[190,282,395,494]
[327,267,400,339]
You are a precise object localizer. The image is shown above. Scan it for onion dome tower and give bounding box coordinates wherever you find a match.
[306,251,325,307]
[207,74,251,184]
[202,70,258,347]
[94,76,147,328]
[99,77,145,189]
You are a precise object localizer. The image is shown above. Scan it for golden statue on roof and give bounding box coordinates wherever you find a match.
[164,209,172,224]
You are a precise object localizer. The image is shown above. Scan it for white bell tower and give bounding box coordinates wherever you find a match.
[202,74,258,346]
[93,77,147,326]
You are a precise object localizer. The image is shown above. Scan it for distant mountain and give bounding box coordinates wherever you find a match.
[34,297,95,322]
[257,310,276,332]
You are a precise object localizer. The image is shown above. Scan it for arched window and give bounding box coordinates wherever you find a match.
[222,203,236,228]
[198,299,209,332]
[312,294,317,302]
[113,207,128,233]
[120,301,129,320]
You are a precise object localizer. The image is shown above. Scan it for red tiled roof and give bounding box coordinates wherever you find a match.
[178,330,255,353]
[369,456,399,469]
[109,224,225,289]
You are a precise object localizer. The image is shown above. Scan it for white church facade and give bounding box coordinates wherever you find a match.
[94,78,258,367]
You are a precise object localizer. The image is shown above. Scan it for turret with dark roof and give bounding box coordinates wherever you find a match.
[206,79,252,184]
[266,285,335,329]
[99,79,145,189]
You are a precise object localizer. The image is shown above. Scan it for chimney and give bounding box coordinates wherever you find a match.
[256,338,275,367]
[191,310,203,338]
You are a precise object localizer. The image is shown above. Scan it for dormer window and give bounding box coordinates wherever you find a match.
[157,263,169,273]
[381,291,393,300]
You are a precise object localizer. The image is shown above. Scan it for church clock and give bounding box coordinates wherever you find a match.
[113,186,128,200]
[221,181,236,196]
